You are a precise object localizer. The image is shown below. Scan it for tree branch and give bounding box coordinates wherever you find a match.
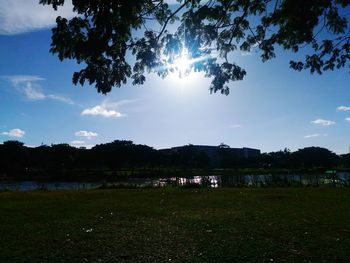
[156,0,190,43]
[228,3,250,45]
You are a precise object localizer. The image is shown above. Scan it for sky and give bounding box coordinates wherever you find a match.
[0,0,350,154]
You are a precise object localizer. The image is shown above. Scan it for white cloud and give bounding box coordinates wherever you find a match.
[82,105,123,118]
[304,133,327,139]
[229,124,242,128]
[5,75,44,85]
[2,75,73,104]
[103,99,141,108]
[2,128,25,138]
[46,94,74,104]
[311,119,335,126]
[304,134,320,138]
[75,130,98,140]
[338,106,350,111]
[81,99,138,118]
[346,117,350,122]
[0,0,75,35]
[23,83,46,100]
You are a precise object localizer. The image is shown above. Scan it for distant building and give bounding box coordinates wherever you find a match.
[242,147,261,158]
[169,145,260,157]
[161,144,261,167]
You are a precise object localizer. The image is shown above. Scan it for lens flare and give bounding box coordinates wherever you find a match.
[172,49,192,77]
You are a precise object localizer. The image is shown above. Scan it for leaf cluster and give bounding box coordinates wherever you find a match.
[40,0,350,94]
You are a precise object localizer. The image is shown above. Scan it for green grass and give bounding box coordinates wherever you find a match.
[1,188,350,262]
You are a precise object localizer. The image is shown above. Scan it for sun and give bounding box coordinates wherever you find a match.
[164,48,198,87]
[173,52,191,77]
[168,49,192,78]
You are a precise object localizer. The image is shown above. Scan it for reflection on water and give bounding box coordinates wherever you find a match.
[0,172,349,191]
[153,176,219,188]
[0,181,102,191]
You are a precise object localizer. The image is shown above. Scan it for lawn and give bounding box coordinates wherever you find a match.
[0,188,349,262]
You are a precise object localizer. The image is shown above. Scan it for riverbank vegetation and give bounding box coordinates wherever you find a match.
[1,188,349,262]
[1,140,349,181]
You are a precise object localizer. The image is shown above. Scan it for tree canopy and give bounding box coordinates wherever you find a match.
[40,0,350,94]
[0,140,345,180]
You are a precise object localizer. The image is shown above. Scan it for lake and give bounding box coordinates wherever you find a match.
[1,172,349,191]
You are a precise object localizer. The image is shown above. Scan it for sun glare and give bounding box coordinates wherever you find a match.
[165,48,197,87]
[166,48,196,76]
[167,69,198,87]
[173,52,191,77]
[163,48,211,89]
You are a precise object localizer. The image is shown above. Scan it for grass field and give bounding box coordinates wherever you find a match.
[1,188,350,262]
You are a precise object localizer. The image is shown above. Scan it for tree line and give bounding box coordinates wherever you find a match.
[0,140,349,180]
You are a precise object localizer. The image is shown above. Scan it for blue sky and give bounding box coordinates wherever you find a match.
[0,0,350,154]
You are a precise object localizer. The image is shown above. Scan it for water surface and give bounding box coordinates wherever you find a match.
[1,172,349,191]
